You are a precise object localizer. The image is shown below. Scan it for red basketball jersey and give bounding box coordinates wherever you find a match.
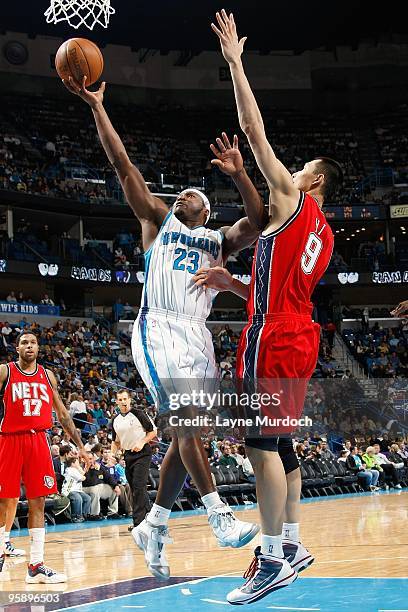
[246,192,334,318]
[1,362,54,433]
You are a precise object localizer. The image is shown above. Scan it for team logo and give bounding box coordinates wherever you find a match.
[44,475,55,488]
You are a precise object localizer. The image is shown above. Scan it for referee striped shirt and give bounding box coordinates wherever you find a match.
[112,408,156,451]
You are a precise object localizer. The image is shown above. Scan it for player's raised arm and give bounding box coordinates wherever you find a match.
[212,11,298,206]
[62,76,168,249]
[210,132,266,258]
[46,368,90,469]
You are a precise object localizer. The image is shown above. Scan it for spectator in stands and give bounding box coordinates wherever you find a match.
[41,293,55,306]
[397,441,408,463]
[373,443,403,488]
[346,446,379,491]
[219,444,238,467]
[1,322,13,348]
[82,452,121,519]
[238,446,255,483]
[230,443,244,466]
[6,291,17,303]
[151,446,163,467]
[319,440,335,461]
[53,445,76,492]
[61,457,92,522]
[69,392,88,430]
[337,450,349,463]
[362,446,385,488]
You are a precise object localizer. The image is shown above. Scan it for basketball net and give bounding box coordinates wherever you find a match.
[44,0,115,30]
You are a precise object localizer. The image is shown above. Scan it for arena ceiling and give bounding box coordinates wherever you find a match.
[2,0,408,54]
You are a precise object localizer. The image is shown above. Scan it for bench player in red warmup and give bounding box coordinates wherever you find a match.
[0,331,90,583]
[205,10,341,604]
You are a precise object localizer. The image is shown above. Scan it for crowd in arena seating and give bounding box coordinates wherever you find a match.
[343,321,408,377]
[0,94,370,208]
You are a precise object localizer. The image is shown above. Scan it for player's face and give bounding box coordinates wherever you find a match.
[116,392,132,413]
[174,191,208,225]
[292,160,323,193]
[17,334,39,363]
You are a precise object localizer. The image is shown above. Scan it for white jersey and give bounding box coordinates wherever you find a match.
[141,211,224,319]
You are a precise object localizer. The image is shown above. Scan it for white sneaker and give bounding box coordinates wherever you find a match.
[282,539,314,573]
[5,541,25,557]
[207,504,259,548]
[394,484,402,489]
[26,563,67,584]
[132,519,172,580]
[227,547,297,605]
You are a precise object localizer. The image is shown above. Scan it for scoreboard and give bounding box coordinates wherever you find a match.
[324,205,383,220]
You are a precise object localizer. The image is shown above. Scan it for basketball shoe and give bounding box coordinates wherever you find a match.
[25,562,67,584]
[282,539,314,573]
[227,546,297,605]
[5,541,25,557]
[207,504,260,548]
[132,520,172,580]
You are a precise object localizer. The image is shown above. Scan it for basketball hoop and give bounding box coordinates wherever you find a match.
[44,0,115,30]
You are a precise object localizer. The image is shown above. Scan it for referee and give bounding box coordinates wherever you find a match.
[111,389,157,528]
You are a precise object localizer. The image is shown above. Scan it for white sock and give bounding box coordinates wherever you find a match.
[146,504,171,526]
[261,534,284,558]
[201,491,223,510]
[4,531,10,543]
[282,522,300,542]
[29,528,45,566]
[0,526,5,556]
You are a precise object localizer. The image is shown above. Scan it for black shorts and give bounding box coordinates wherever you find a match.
[245,435,292,453]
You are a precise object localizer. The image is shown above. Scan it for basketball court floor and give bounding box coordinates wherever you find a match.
[0,489,406,611]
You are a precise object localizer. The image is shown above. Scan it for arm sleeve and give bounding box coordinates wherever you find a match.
[131,408,155,433]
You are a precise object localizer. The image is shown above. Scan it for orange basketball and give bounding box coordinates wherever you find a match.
[55,38,103,87]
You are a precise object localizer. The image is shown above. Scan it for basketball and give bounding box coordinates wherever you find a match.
[55,38,103,86]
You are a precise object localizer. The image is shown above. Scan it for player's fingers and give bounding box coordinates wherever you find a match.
[100,81,106,93]
[221,8,231,30]
[210,143,222,158]
[233,134,239,148]
[67,76,82,94]
[62,79,76,94]
[239,36,248,49]
[216,137,226,152]
[211,23,225,40]
[222,132,232,149]
[211,159,224,170]
[194,278,207,288]
[195,267,211,276]
[215,11,227,33]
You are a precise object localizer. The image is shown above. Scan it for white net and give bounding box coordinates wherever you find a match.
[44,0,115,30]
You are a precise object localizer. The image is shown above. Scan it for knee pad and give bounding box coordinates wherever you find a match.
[278,438,299,474]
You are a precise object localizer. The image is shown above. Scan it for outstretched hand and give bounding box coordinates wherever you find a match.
[62,75,105,109]
[210,132,244,177]
[211,9,247,65]
[391,300,408,317]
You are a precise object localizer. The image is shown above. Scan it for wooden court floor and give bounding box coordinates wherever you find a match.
[0,491,406,594]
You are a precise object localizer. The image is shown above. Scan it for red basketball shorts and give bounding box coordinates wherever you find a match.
[0,431,57,498]
[236,314,321,437]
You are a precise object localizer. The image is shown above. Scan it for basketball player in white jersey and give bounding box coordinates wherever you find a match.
[64,77,268,579]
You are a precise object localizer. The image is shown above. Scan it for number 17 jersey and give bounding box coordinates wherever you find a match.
[246,191,334,319]
[1,362,54,433]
